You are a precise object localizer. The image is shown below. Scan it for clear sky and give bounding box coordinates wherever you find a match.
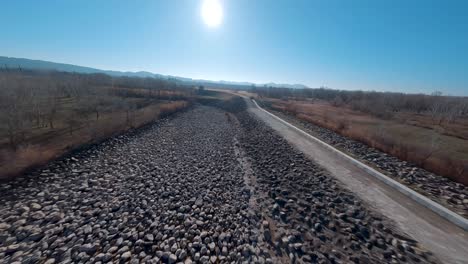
[1,0,467,95]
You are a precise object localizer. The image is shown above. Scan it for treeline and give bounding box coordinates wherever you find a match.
[0,69,194,149]
[253,87,468,121]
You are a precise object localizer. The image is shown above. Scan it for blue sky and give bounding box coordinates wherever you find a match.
[1,0,467,95]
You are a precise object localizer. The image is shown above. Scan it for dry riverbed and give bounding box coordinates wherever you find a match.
[0,104,438,263]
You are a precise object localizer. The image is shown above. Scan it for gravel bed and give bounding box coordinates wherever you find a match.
[264,107,468,218]
[0,104,439,263]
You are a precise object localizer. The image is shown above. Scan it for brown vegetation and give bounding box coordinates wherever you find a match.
[264,97,468,185]
[254,87,468,123]
[0,69,193,179]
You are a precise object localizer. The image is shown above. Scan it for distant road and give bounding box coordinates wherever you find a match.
[242,96,468,264]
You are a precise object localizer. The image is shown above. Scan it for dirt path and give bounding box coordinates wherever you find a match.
[246,98,468,264]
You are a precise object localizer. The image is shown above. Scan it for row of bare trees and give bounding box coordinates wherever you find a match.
[253,86,468,123]
[0,69,194,149]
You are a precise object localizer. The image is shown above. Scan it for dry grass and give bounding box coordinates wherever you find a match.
[0,146,57,178]
[0,101,190,180]
[267,98,468,185]
[396,112,468,140]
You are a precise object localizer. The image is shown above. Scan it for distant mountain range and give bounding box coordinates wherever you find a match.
[0,56,309,89]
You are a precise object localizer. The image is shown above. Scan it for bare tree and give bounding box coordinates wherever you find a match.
[65,112,81,135]
[420,131,441,166]
[46,90,59,129]
[0,68,192,151]
[0,85,27,148]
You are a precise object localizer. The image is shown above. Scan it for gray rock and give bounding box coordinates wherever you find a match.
[168,253,177,264]
[121,251,132,261]
[144,234,154,241]
[80,244,97,254]
[44,258,56,264]
[30,203,42,211]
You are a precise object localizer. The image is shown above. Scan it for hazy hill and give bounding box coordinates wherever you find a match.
[0,56,308,89]
[0,56,163,78]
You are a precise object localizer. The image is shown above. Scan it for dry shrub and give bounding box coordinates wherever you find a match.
[322,113,330,124]
[297,113,350,134]
[0,145,57,179]
[269,104,285,112]
[159,101,189,118]
[297,114,327,128]
[336,119,349,132]
[453,161,468,184]
[331,96,344,107]
[422,156,468,185]
[285,102,299,115]
[393,142,410,161]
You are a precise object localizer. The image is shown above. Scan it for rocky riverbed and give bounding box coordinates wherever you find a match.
[263,107,468,218]
[0,104,439,263]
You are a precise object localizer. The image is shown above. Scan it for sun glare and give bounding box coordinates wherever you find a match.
[201,0,223,27]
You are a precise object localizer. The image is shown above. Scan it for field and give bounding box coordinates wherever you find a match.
[0,69,193,179]
[262,97,468,184]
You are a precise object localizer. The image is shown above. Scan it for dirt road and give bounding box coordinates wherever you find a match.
[0,102,443,263]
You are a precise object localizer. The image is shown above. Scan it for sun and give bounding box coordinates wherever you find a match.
[201,0,223,27]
